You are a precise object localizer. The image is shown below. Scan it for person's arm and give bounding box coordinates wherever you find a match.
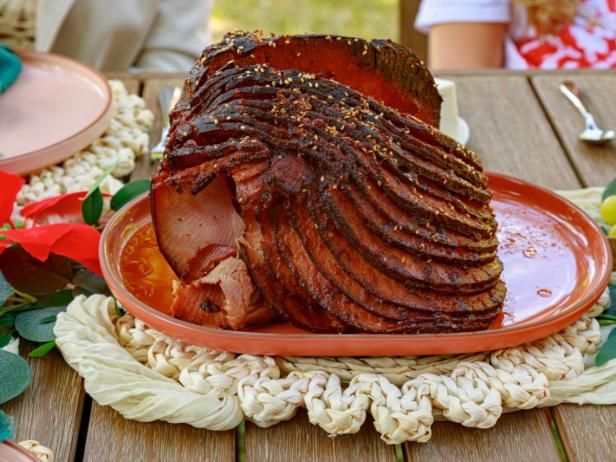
[135,0,211,71]
[428,23,507,70]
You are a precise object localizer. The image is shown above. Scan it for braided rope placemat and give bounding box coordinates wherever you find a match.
[53,187,616,444]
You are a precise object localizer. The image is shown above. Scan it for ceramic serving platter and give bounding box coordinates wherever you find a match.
[100,173,611,356]
[0,50,111,174]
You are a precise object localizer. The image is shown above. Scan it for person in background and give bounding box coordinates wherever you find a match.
[0,0,210,71]
[415,0,616,70]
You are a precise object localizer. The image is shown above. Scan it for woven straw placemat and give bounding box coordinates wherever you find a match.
[53,187,616,445]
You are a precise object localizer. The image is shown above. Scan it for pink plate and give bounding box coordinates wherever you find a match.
[100,173,612,356]
[0,441,38,462]
[0,50,111,174]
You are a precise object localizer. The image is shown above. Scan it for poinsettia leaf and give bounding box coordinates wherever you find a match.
[0,332,11,348]
[595,334,616,367]
[48,254,73,280]
[602,178,616,201]
[0,170,25,226]
[0,270,14,307]
[21,191,86,224]
[0,247,70,296]
[72,268,109,295]
[0,349,31,404]
[110,179,150,211]
[0,224,102,275]
[82,187,103,225]
[29,340,56,358]
[15,306,65,342]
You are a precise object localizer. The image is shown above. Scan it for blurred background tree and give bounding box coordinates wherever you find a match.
[210,0,398,41]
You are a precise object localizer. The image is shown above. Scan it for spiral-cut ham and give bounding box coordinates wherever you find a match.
[151,32,505,333]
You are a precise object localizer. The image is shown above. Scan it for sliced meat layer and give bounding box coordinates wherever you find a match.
[152,35,505,334]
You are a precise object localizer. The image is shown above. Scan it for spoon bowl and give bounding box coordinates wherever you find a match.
[579,127,616,145]
[560,81,615,146]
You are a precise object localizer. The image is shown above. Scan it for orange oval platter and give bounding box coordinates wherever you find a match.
[101,172,611,356]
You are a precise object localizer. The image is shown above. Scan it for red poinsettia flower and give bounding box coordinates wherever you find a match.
[20,191,88,225]
[0,170,102,275]
[0,169,25,226]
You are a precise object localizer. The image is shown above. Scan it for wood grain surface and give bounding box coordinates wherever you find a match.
[6,70,616,462]
[531,73,616,187]
[553,405,616,462]
[443,74,581,190]
[406,411,560,462]
[0,341,84,462]
[82,403,235,462]
[245,413,397,462]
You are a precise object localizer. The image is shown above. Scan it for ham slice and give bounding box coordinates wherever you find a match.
[151,32,505,333]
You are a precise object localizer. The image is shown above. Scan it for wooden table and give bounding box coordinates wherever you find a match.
[3,70,616,462]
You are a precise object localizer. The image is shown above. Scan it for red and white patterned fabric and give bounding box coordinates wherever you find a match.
[416,0,616,69]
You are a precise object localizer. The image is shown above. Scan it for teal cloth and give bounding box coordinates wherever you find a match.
[0,46,22,94]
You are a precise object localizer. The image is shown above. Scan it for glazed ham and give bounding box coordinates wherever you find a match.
[151,32,505,333]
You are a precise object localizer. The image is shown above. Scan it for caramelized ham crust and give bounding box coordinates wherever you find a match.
[151,32,505,333]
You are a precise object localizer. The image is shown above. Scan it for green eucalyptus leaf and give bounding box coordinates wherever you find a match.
[39,315,57,324]
[0,312,16,328]
[110,179,151,211]
[82,187,103,225]
[14,306,65,342]
[29,341,56,358]
[0,409,14,442]
[0,271,14,307]
[0,350,31,404]
[0,332,11,348]
[595,334,616,367]
[32,289,73,309]
[602,178,616,201]
[605,285,616,316]
[609,328,616,339]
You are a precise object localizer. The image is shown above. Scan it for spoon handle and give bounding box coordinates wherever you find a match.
[559,81,589,117]
[560,81,599,129]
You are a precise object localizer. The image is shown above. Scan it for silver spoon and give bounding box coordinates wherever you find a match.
[559,81,615,145]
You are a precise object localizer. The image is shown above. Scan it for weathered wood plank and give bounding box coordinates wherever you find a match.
[406,410,560,462]
[441,74,581,189]
[531,73,616,187]
[131,78,184,181]
[553,405,616,462]
[0,341,84,462]
[245,413,396,462]
[83,403,235,462]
